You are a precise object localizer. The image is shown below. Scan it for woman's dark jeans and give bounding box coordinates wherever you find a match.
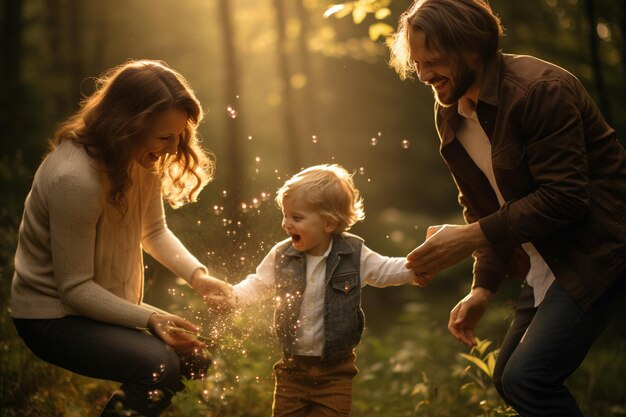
[493,277,626,417]
[13,315,211,417]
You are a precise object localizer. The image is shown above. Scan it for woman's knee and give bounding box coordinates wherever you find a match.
[136,346,184,392]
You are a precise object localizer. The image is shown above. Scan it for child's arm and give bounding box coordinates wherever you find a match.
[232,245,278,306]
[360,244,421,288]
[190,271,236,312]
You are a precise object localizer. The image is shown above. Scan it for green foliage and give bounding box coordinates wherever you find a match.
[324,0,395,40]
[458,339,518,417]
[350,303,516,417]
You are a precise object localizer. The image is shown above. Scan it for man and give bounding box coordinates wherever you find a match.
[388,0,626,416]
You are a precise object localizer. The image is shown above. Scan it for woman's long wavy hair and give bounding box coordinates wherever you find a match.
[51,59,214,211]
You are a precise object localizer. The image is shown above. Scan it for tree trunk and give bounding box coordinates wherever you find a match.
[92,1,107,76]
[584,0,613,125]
[45,0,67,123]
[273,0,301,172]
[294,0,322,161]
[217,0,244,218]
[69,0,83,106]
[1,0,23,154]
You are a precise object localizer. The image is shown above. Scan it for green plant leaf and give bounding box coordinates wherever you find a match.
[368,22,394,41]
[460,353,490,376]
[486,351,497,377]
[474,338,492,356]
[374,7,392,19]
[353,5,368,24]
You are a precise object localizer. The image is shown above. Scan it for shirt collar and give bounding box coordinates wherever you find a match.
[458,96,477,119]
[307,238,333,259]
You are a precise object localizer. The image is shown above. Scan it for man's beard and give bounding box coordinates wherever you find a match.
[435,60,475,107]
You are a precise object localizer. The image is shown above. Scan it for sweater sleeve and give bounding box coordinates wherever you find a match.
[49,168,155,328]
[140,171,205,282]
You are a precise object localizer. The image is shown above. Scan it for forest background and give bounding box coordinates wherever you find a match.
[1,1,625,416]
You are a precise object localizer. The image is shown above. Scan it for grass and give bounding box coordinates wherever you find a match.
[2,278,625,417]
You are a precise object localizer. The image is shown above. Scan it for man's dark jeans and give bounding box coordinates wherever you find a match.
[493,277,626,417]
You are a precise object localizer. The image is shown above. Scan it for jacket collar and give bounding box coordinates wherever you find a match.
[437,51,503,147]
[478,51,502,107]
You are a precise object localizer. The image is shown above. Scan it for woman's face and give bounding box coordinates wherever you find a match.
[135,108,188,169]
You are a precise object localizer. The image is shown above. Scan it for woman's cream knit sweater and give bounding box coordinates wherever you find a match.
[11,140,204,329]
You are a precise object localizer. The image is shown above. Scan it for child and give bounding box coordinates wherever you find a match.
[208,164,419,417]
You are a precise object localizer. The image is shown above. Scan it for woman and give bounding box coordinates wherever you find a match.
[11,60,229,416]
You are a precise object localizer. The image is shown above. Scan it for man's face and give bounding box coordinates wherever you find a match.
[408,29,476,106]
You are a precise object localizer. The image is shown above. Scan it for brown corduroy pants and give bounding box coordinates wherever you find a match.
[271,353,358,417]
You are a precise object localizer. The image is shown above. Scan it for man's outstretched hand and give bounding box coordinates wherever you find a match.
[448,287,493,347]
[406,223,487,278]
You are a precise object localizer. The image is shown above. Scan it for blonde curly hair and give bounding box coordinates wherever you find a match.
[276,164,365,234]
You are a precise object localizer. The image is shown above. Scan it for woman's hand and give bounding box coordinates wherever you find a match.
[147,313,205,354]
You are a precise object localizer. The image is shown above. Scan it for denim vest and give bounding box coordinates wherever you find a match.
[273,233,364,361]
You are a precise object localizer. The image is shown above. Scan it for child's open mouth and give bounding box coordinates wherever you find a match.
[291,234,301,243]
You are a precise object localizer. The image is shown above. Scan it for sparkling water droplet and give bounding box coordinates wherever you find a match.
[311,135,318,143]
[255,156,261,163]
[202,389,210,401]
[377,131,382,137]
[358,167,365,175]
[148,389,164,402]
[401,139,410,149]
[370,137,378,146]
[248,135,253,140]
[226,105,237,118]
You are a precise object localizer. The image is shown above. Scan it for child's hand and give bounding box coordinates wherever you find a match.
[191,273,237,313]
[412,272,435,287]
